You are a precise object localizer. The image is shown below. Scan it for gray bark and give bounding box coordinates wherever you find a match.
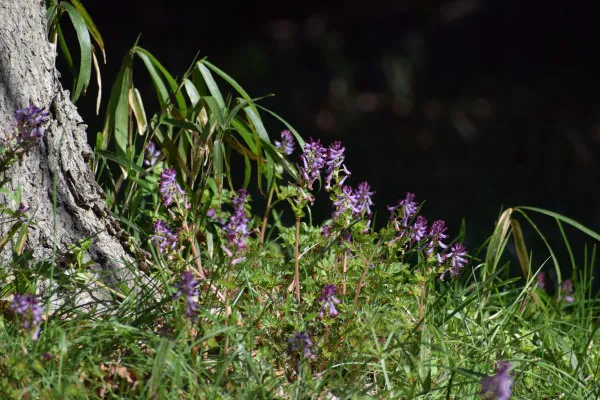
[0,1,140,287]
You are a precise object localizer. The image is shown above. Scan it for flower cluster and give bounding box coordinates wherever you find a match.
[298,138,328,190]
[158,168,188,208]
[331,182,375,220]
[10,293,44,341]
[388,193,469,279]
[144,142,161,166]
[275,130,295,155]
[286,331,314,359]
[223,189,251,251]
[14,104,49,144]
[559,279,574,302]
[150,219,178,254]
[325,141,350,190]
[537,271,546,290]
[318,284,341,319]
[480,361,514,400]
[173,271,199,318]
[388,192,419,229]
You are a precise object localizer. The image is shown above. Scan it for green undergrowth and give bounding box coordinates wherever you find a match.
[2,3,600,397]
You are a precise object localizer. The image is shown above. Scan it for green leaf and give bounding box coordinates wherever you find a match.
[484,208,512,279]
[56,23,75,75]
[197,63,226,112]
[162,118,203,134]
[134,47,186,112]
[200,60,256,114]
[510,218,530,280]
[134,50,169,108]
[96,150,145,174]
[230,118,258,154]
[213,139,224,194]
[101,51,132,155]
[183,78,200,106]
[204,97,225,128]
[61,3,92,103]
[243,153,251,188]
[46,4,58,38]
[256,104,305,148]
[516,206,600,242]
[69,0,106,62]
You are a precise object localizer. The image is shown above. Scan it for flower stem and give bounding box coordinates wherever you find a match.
[182,220,205,279]
[294,216,301,302]
[341,252,347,296]
[353,240,381,305]
[418,279,425,331]
[259,185,275,245]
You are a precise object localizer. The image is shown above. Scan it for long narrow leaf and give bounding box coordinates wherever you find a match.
[69,0,106,62]
[61,3,92,102]
[129,87,148,135]
[134,47,186,112]
[484,208,513,278]
[198,63,226,112]
[510,218,530,280]
[516,206,600,242]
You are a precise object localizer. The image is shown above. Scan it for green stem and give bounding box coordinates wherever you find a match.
[294,216,301,302]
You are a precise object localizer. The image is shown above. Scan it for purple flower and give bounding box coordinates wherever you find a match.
[388,192,419,228]
[325,141,351,190]
[319,284,341,319]
[480,361,514,400]
[223,189,251,251]
[173,271,199,318]
[427,220,449,259]
[332,185,355,219]
[14,104,49,144]
[322,225,332,238]
[537,271,546,291]
[144,142,161,166]
[17,202,30,222]
[158,168,187,207]
[440,243,468,280]
[299,138,327,189]
[351,182,375,217]
[559,279,574,302]
[10,294,44,341]
[274,130,295,155]
[409,216,428,244]
[150,220,178,253]
[286,332,314,359]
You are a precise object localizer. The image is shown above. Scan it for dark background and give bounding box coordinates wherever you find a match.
[72,0,600,287]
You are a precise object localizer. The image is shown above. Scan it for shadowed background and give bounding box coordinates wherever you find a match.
[69,0,600,286]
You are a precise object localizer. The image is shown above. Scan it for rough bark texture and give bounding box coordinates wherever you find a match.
[0,1,138,285]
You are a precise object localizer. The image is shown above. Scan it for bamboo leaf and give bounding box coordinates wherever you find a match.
[96,150,146,174]
[197,63,226,112]
[61,3,92,102]
[56,23,75,75]
[129,87,147,135]
[183,78,200,106]
[134,47,186,112]
[69,0,106,62]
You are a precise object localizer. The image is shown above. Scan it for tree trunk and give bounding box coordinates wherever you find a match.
[0,1,138,287]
